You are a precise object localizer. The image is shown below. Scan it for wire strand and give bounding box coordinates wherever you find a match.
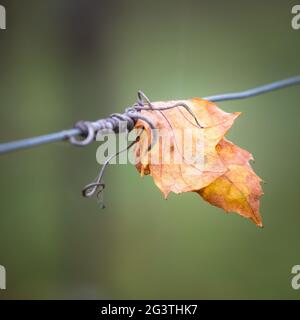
[204,75,300,102]
[0,75,299,155]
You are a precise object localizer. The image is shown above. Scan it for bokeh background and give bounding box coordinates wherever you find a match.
[0,0,299,299]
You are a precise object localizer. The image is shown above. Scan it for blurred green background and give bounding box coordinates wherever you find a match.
[0,0,299,299]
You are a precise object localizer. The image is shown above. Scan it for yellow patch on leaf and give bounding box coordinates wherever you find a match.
[198,139,263,227]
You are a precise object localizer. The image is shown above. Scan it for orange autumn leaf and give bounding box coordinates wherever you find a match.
[134,97,263,227]
[135,98,240,195]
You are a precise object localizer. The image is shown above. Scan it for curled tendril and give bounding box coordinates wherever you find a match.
[82,134,141,207]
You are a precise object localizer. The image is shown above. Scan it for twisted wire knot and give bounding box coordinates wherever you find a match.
[70,111,137,146]
[69,91,154,146]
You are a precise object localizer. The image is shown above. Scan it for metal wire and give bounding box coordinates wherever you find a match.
[0,128,81,154]
[0,75,299,155]
[204,75,300,102]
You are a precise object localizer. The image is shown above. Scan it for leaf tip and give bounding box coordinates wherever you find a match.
[255,221,264,228]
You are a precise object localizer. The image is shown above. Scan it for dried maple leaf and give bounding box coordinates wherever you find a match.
[134,97,263,227]
[135,98,240,195]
